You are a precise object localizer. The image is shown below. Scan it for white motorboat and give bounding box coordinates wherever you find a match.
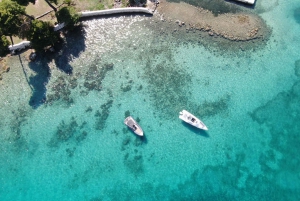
[233,0,255,5]
[124,116,144,136]
[179,110,208,130]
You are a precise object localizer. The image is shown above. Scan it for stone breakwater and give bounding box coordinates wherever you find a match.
[156,1,268,41]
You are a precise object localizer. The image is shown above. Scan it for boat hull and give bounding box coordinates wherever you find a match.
[179,110,208,130]
[234,0,255,5]
[124,116,144,136]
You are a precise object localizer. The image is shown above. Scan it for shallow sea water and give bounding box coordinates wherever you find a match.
[1,0,300,200]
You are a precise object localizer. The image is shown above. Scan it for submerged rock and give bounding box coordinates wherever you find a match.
[295,59,300,77]
[29,52,37,61]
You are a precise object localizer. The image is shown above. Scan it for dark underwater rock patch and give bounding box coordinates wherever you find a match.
[125,110,130,118]
[9,107,28,140]
[250,81,300,176]
[5,107,39,155]
[48,117,88,148]
[137,84,143,90]
[85,106,93,113]
[81,62,114,94]
[56,117,78,141]
[124,153,144,176]
[76,131,88,143]
[121,126,144,151]
[121,83,132,92]
[46,76,74,105]
[122,136,131,149]
[143,55,191,119]
[197,94,230,117]
[121,122,145,176]
[250,91,294,129]
[294,7,300,24]
[292,81,300,97]
[68,76,78,89]
[66,147,76,157]
[46,61,114,105]
[295,59,300,77]
[95,100,113,130]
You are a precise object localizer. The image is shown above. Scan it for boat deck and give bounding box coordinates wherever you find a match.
[233,0,256,4]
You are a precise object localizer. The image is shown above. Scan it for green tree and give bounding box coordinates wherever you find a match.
[63,0,72,6]
[25,19,60,51]
[56,6,80,30]
[12,0,36,6]
[18,16,33,39]
[0,0,26,45]
[0,35,10,57]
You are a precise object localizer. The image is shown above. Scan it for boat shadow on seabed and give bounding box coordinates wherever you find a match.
[181,121,210,138]
[127,129,148,144]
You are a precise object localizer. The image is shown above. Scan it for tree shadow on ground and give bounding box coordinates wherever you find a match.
[26,25,86,108]
[27,56,50,108]
[52,26,87,74]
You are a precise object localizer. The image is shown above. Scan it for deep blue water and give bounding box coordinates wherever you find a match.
[0,0,300,200]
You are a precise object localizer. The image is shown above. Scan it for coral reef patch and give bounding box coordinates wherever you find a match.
[82,62,114,94]
[48,117,88,148]
[197,94,230,117]
[295,59,300,77]
[294,7,300,24]
[46,76,74,105]
[143,55,191,119]
[250,80,300,186]
[94,100,113,130]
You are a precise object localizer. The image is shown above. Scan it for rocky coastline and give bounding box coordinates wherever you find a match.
[153,0,270,42]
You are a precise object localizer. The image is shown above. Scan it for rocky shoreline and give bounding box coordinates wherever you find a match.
[151,0,269,42]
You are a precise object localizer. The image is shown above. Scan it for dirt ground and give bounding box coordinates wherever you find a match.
[25,0,118,21]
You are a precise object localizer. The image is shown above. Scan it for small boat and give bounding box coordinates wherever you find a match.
[233,0,255,5]
[179,110,208,130]
[124,116,144,136]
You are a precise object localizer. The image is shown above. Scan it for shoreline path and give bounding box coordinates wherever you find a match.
[9,1,269,51]
[9,7,154,51]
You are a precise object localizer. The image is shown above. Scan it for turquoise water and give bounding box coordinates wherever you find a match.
[1,0,300,200]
